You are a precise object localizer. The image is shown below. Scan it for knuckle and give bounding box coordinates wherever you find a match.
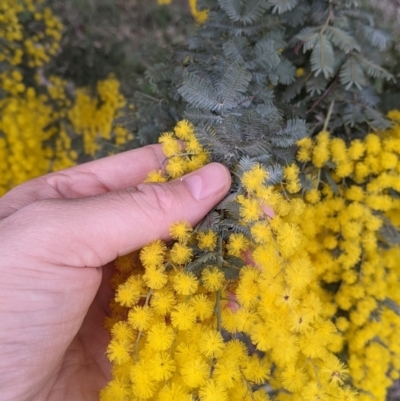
[135,183,176,217]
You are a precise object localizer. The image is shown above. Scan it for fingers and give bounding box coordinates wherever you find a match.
[0,163,231,268]
[0,145,166,220]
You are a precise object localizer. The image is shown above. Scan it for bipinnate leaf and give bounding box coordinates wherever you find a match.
[311,34,335,79]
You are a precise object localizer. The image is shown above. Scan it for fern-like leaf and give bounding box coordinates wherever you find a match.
[339,56,366,90]
[326,26,361,54]
[311,34,335,79]
[217,0,242,22]
[178,71,221,111]
[240,0,270,25]
[270,0,298,14]
[216,62,252,110]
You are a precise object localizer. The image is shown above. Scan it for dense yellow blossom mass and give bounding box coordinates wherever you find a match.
[0,0,129,196]
[103,117,400,401]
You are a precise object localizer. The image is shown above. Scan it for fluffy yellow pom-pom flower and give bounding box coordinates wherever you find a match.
[173,271,199,295]
[170,303,197,330]
[241,164,269,192]
[198,329,225,358]
[169,220,193,242]
[197,230,218,251]
[147,322,175,351]
[201,266,225,291]
[170,242,193,264]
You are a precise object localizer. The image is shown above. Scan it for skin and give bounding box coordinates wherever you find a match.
[0,144,231,401]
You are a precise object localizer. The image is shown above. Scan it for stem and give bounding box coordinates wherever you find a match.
[323,100,335,132]
[316,168,322,189]
[308,358,322,388]
[216,290,222,332]
[134,289,153,361]
[307,74,339,114]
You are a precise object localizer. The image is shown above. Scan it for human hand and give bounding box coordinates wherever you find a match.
[0,145,231,401]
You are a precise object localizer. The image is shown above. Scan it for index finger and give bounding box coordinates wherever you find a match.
[0,144,166,219]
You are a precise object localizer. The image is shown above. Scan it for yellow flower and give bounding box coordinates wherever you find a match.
[251,221,272,244]
[226,233,249,256]
[174,119,195,140]
[166,156,187,178]
[169,220,193,242]
[198,329,225,358]
[283,163,300,181]
[291,198,305,215]
[128,305,154,331]
[348,139,365,160]
[286,179,301,193]
[147,322,175,351]
[170,243,193,264]
[199,379,228,401]
[242,355,270,384]
[115,275,142,307]
[114,253,135,272]
[99,378,130,401]
[130,362,158,399]
[330,137,348,164]
[214,358,241,389]
[305,188,321,204]
[297,137,313,162]
[321,354,349,385]
[185,136,203,153]
[180,357,210,388]
[148,352,176,381]
[237,195,262,222]
[159,132,181,157]
[365,133,381,155]
[158,383,192,401]
[173,271,199,295]
[145,169,168,183]
[111,321,135,343]
[276,222,302,257]
[140,239,166,268]
[151,289,176,315]
[236,267,261,308]
[280,366,307,392]
[188,0,209,24]
[197,230,218,251]
[312,131,330,167]
[284,258,315,291]
[241,164,269,192]
[171,302,197,330]
[106,338,133,365]
[143,265,168,289]
[201,266,225,291]
[190,294,214,320]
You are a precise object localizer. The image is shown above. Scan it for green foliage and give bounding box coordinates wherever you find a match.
[132,0,398,154]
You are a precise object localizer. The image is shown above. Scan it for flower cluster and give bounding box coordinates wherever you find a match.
[0,1,130,195]
[0,0,73,196]
[290,112,400,401]
[0,0,62,68]
[145,119,210,182]
[104,120,398,401]
[68,76,128,156]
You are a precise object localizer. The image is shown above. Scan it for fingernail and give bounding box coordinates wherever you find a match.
[181,163,230,200]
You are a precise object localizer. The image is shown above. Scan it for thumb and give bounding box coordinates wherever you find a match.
[1,163,231,268]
